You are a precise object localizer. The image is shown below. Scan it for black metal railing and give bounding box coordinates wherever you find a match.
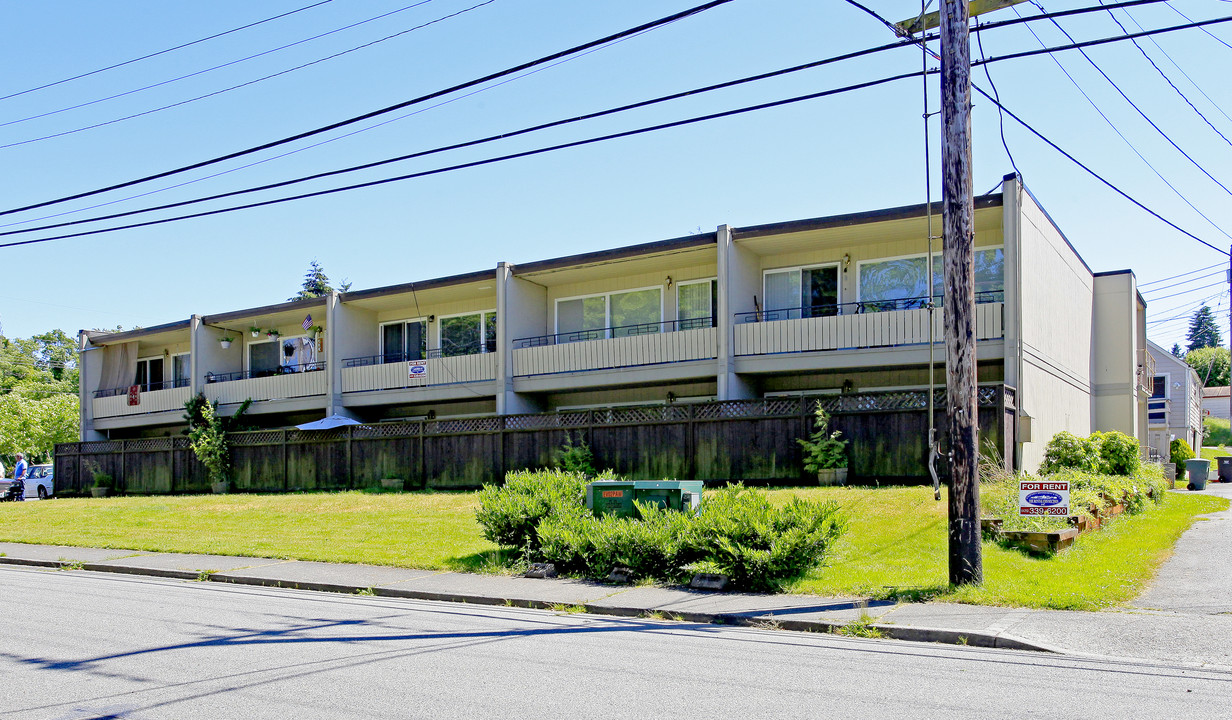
[736,291,1003,323]
[93,378,190,398]
[513,317,714,349]
[342,342,494,368]
[204,362,327,383]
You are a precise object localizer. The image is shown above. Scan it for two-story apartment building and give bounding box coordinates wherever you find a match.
[1145,341,1204,458]
[77,174,1151,475]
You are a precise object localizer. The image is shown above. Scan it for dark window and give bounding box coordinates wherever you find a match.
[1151,376,1165,399]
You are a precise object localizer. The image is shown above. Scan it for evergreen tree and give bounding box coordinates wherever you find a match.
[1186,305,1223,351]
[1171,343,1183,357]
[288,260,351,301]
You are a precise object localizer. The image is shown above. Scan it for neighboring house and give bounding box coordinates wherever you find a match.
[1145,341,1204,459]
[75,174,1150,476]
[1202,386,1230,421]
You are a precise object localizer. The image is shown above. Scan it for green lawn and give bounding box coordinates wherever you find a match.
[0,486,1224,610]
[1199,445,1232,462]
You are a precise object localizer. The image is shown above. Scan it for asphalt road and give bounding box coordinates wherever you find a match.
[2,567,1229,719]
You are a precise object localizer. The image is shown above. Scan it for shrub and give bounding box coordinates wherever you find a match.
[538,503,698,582]
[189,402,230,485]
[1170,438,1195,466]
[684,485,846,593]
[1039,431,1100,474]
[1091,431,1142,476]
[554,433,597,477]
[982,465,1167,534]
[474,469,587,559]
[797,403,848,472]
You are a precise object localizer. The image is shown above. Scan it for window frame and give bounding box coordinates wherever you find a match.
[761,263,842,314]
[247,334,316,374]
[554,285,664,337]
[134,355,165,391]
[379,316,429,362]
[676,278,718,328]
[437,309,498,355]
[855,245,1004,304]
[171,352,191,388]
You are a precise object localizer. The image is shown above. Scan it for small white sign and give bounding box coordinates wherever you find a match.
[1019,479,1070,517]
[408,360,428,382]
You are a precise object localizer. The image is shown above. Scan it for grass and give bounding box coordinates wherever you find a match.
[0,491,501,572]
[1204,417,1232,447]
[0,485,1224,610]
[1199,445,1231,462]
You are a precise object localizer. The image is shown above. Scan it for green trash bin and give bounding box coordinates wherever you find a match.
[633,481,704,515]
[1185,459,1210,491]
[586,481,636,517]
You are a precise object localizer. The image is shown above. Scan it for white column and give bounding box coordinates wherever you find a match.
[716,223,758,400]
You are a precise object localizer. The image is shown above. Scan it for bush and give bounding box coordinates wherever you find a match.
[797,403,848,472]
[685,485,846,592]
[981,465,1167,534]
[1170,438,1195,466]
[554,433,596,476]
[532,484,847,592]
[1039,431,1100,474]
[1091,431,1142,476]
[474,469,588,559]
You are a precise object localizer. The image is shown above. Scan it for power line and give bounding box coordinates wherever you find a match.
[0,39,928,239]
[0,1,335,102]
[6,16,1224,243]
[1126,6,1232,128]
[1168,2,1232,52]
[1102,0,1232,149]
[1140,262,1225,286]
[1028,2,1232,200]
[1144,280,1226,302]
[0,71,927,249]
[1142,270,1226,295]
[999,5,1232,243]
[1,0,496,147]
[0,0,739,218]
[971,83,1229,255]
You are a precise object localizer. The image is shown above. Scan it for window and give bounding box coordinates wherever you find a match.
[677,279,717,329]
[439,311,497,357]
[381,319,427,363]
[556,288,663,341]
[249,336,319,376]
[134,356,164,391]
[763,265,839,320]
[1151,376,1166,400]
[172,353,191,388]
[857,247,1003,310]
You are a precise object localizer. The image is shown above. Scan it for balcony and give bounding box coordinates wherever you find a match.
[93,380,190,419]
[1137,348,1157,395]
[203,363,327,404]
[341,347,497,393]
[512,319,717,377]
[734,293,1004,357]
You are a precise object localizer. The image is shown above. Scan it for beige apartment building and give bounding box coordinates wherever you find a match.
[77,174,1151,475]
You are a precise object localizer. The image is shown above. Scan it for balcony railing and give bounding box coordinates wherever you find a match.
[342,343,494,368]
[513,319,717,377]
[93,384,191,419]
[734,295,1004,357]
[1137,348,1156,395]
[94,379,189,399]
[342,351,497,393]
[202,363,327,404]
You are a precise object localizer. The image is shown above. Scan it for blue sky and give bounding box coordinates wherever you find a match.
[2,0,1230,351]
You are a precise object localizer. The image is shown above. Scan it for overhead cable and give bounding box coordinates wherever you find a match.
[0,0,739,218]
[1140,262,1225,286]
[0,0,334,101]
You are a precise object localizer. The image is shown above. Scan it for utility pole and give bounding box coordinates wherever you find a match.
[1227,245,1231,423]
[940,0,981,586]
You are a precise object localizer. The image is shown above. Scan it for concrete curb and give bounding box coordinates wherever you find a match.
[0,556,1060,653]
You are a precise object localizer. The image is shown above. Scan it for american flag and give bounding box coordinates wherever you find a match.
[302,315,312,330]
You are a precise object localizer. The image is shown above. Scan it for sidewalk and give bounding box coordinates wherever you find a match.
[2,485,1229,667]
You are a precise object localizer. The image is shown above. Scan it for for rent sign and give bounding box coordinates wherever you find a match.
[1019,479,1070,516]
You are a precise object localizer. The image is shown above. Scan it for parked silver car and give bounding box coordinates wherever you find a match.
[1,464,54,499]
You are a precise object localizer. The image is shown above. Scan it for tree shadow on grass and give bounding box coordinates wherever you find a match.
[448,547,521,574]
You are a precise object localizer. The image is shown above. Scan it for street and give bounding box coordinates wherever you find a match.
[2,567,1229,719]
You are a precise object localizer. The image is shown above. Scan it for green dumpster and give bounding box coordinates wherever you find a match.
[633,481,704,515]
[586,480,636,517]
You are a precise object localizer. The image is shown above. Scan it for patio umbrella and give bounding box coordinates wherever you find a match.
[295,415,363,431]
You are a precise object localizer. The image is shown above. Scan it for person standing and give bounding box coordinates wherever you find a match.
[13,453,27,482]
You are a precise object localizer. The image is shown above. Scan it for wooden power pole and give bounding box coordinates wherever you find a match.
[940,0,982,585]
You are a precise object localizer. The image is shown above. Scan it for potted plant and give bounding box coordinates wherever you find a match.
[249,326,261,338]
[309,325,324,340]
[797,402,849,485]
[91,473,112,498]
[266,329,281,340]
[219,335,234,349]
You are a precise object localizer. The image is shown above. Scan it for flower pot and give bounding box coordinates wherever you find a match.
[211,481,229,495]
[380,478,403,491]
[91,487,110,498]
[220,340,232,349]
[817,467,848,486]
[250,330,260,338]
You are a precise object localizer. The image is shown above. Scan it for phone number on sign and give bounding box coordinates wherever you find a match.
[1019,506,1069,516]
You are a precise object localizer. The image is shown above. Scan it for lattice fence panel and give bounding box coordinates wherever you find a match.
[79,441,123,453]
[231,431,287,446]
[425,417,501,435]
[353,422,420,439]
[124,438,173,452]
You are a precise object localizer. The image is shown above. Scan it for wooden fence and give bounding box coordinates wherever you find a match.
[54,388,1012,494]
